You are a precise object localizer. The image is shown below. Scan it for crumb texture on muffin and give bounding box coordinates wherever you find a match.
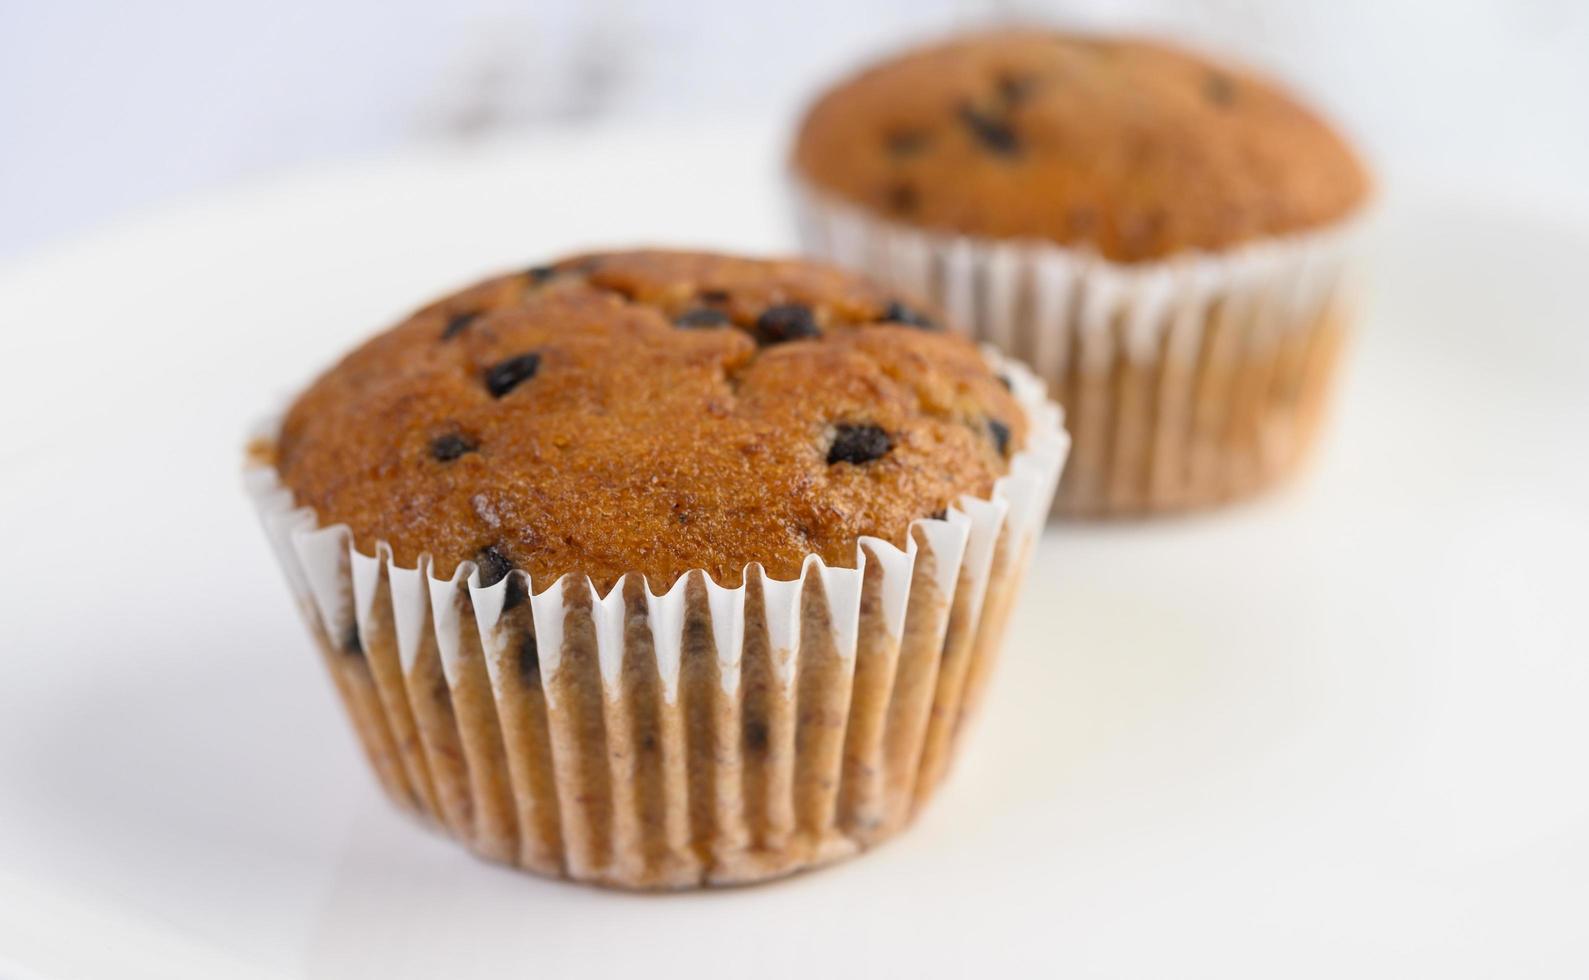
[274,251,1026,590]
[792,29,1370,261]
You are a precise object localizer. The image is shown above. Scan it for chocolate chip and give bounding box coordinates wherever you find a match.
[525,265,555,284]
[929,507,948,522]
[885,129,931,157]
[430,432,477,462]
[641,732,658,752]
[674,307,731,328]
[1205,72,1237,106]
[442,311,479,340]
[342,622,364,657]
[958,104,1020,157]
[997,373,1013,392]
[484,352,540,397]
[744,718,769,753]
[698,288,730,303]
[881,300,937,330]
[996,72,1040,105]
[754,304,820,345]
[886,180,919,214]
[988,418,1012,457]
[828,423,893,465]
[476,545,515,587]
[503,574,528,611]
[518,631,540,685]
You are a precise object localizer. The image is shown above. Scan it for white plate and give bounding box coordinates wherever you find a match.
[1,124,1586,980]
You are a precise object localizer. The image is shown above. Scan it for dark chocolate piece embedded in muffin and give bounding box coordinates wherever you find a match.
[881,300,937,330]
[274,250,1026,591]
[441,311,479,340]
[429,431,477,462]
[483,352,541,397]
[792,29,1370,262]
[754,303,821,345]
[956,104,1021,157]
[827,423,893,465]
[987,417,1012,457]
[475,545,516,587]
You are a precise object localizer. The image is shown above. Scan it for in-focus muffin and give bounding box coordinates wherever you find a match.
[791,29,1370,515]
[247,250,1066,889]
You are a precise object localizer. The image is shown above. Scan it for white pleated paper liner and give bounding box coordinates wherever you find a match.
[791,178,1365,516]
[246,351,1068,889]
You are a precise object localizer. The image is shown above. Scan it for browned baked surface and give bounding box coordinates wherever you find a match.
[273,251,1025,591]
[792,29,1370,262]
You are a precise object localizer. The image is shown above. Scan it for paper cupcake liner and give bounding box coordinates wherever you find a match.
[245,353,1068,890]
[792,180,1362,516]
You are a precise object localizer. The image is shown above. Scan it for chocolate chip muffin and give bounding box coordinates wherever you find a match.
[247,249,1068,889]
[275,251,1027,591]
[791,29,1370,515]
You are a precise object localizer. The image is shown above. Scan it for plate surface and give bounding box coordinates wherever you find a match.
[1,124,1586,980]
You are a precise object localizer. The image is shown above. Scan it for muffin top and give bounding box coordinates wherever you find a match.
[271,250,1026,592]
[792,29,1370,262]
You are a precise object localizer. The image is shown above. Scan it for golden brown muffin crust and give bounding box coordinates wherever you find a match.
[792,29,1370,262]
[273,251,1026,592]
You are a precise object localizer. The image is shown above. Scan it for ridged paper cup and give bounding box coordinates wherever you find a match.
[246,352,1068,890]
[792,180,1362,516]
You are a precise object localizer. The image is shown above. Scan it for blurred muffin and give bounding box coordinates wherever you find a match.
[247,249,1067,889]
[791,29,1369,515]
